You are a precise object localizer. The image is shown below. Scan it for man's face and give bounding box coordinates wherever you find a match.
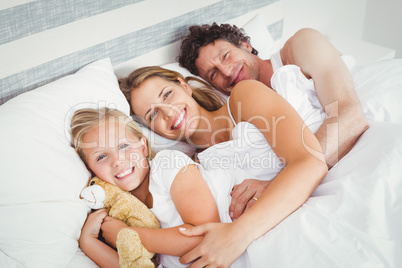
[195,39,260,93]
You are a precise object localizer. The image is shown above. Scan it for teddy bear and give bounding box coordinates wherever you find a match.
[80,177,160,268]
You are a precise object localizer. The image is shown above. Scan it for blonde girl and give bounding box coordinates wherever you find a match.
[71,107,250,268]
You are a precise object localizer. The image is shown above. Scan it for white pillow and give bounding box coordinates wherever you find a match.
[353,59,402,123]
[242,13,278,60]
[0,59,130,267]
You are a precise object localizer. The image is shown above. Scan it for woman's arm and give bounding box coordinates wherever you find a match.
[179,80,328,267]
[229,29,368,219]
[101,163,221,257]
[101,217,202,256]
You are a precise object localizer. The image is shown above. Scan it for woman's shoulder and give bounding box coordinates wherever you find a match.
[230,80,274,101]
[229,80,278,123]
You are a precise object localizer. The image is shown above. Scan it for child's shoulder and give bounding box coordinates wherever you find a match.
[151,150,194,171]
[150,150,201,182]
[153,149,191,160]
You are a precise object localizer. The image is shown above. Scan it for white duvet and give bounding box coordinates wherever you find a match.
[247,120,402,267]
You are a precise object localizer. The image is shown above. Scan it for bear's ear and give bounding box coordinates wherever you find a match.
[88,176,99,186]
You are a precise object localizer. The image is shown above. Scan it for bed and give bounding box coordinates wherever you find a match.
[1,1,401,267]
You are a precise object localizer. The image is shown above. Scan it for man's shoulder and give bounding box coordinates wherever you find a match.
[281,28,325,66]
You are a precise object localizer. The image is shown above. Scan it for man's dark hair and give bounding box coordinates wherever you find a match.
[177,23,258,76]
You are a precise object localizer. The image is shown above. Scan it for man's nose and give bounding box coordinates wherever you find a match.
[220,63,233,78]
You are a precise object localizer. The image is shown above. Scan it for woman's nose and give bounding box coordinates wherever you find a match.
[159,104,178,119]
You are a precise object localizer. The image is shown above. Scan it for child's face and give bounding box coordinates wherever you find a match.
[82,120,149,192]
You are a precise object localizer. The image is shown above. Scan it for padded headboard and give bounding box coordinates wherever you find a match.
[0,0,284,105]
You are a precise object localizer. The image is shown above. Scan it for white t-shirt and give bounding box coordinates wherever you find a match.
[149,150,250,268]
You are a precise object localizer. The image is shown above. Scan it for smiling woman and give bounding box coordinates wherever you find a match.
[132,75,205,143]
[120,66,228,148]
[119,65,328,267]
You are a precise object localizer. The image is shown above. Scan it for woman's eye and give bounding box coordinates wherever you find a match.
[163,90,172,100]
[119,144,129,150]
[224,51,229,59]
[97,154,106,161]
[149,110,157,121]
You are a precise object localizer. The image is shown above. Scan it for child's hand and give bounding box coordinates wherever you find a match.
[80,209,108,241]
[101,216,129,248]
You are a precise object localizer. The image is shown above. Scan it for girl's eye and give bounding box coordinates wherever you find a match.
[97,154,106,162]
[119,144,129,150]
[163,90,172,100]
[223,51,229,59]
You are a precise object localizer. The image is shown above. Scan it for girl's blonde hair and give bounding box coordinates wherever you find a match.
[119,66,226,114]
[70,107,155,165]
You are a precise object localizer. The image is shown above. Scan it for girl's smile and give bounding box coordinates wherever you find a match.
[81,120,150,192]
[115,166,135,180]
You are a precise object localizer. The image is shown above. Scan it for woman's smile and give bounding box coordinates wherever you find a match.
[171,108,187,130]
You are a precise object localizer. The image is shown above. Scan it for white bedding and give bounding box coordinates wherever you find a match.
[247,121,402,267]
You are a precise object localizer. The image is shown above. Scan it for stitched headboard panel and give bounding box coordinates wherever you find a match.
[0,0,283,105]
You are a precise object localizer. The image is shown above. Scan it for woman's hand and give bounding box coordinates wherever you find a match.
[230,179,271,220]
[179,222,249,268]
[101,216,129,248]
[80,209,108,242]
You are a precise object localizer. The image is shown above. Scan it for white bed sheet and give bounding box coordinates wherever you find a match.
[247,120,402,267]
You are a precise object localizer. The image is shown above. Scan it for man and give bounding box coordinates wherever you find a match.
[178,23,369,219]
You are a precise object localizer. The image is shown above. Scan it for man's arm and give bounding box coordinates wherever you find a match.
[282,28,369,167]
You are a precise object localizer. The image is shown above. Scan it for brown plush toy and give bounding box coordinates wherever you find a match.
[80,177,160,268]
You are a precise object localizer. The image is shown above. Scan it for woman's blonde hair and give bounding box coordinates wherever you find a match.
[119,66,226,114]
[70,107,155,165]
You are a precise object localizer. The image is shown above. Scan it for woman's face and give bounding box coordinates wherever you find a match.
[130,76,201,142]
[82,120,149,192]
